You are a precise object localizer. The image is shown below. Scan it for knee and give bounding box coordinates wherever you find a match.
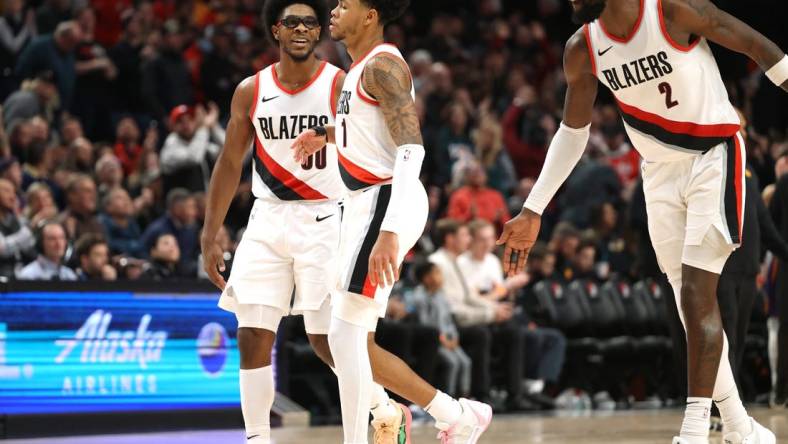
[307,334,334,367]
[237,328,275,368]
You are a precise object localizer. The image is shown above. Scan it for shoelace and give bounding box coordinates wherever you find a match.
[437,428,454,444]
[374,423,397,444]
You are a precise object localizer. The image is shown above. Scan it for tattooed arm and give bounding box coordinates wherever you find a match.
[360,54,425,288]
[361,54,423,145]
[663,0,788,92]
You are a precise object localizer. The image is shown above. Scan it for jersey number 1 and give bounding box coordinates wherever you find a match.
[658,82,679,109]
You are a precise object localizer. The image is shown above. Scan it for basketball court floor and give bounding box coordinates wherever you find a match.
[4,408,786,443]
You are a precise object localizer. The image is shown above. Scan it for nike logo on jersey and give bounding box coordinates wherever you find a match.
[316,214,334,222]
[597,46,613,56]
[247,435,260,440]
[601,51,674,92]
[261,96,279,103]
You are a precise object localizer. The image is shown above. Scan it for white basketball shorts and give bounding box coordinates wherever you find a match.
[643,133,746,280]
[333,183,429,331]
[218,198,341,334]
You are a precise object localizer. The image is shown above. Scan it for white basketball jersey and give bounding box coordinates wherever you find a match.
[334,43,415,192]
[249,61,345,202]
[585,0,740,162]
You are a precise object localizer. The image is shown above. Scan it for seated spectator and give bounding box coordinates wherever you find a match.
[519,242,558,322]
[589,202,632,279]
[549,221,581,282]
[113,116,154,177]
[446,161,510,228]
[572,238,600,282]
[99,187,144,258]
[60,114,84,146]
[94,153,124,198]
[429,218,528,409]
[57,173,103,240]
[17,220,76,280]
[160,103,224,193]
[73,233,116,281]
[459,219,529,301]
[473,115,517,196]
[140,232,182,280]
[141,188,199,275]
[410,261,471,398]
[24,181,57,227]
[67,136,95,174]
[0,177,35,278]
[2,71,57,132]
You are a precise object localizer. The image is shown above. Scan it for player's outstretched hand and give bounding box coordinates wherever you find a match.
[201,237,227,290]
[369,231,399,289]
[497,208,541,277]
[291,128,327,164]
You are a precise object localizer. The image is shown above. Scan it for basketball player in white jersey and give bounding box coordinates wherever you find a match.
[497,0,788,443]
[201,1,410,443]
[291,1,492,443]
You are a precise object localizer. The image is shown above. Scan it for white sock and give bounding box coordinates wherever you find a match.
[329,316,373,444]
[711,330,752,436]
[370,384,397,420]
[240,366,274,442]
[680,397,712,443]
[425,390,462,425]
[715,388,751,436]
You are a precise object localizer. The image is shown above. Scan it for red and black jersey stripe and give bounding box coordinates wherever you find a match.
[617,99,740,152]
[346,184,391,297]
[337,150,390,191]
[253,138,327,201]
[723,136,744,244]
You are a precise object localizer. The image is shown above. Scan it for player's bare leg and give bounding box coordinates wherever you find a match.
[670,263,773,444]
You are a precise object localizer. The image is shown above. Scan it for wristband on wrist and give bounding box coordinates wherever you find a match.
[311,125,327,139]
[766,55,788,86]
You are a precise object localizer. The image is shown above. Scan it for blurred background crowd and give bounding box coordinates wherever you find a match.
[1,0,787,415]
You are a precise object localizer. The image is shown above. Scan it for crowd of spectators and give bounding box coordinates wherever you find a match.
[1,0,787,409]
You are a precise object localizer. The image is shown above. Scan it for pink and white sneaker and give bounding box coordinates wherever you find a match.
[435,398,493,444]
[722,418,776,444]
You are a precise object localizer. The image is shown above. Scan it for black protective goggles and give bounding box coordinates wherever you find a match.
[278,15,320,29]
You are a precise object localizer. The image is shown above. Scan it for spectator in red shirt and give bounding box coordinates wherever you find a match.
[113,116,143,176]
[447,161,511,229]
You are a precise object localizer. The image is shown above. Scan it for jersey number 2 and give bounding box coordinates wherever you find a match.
[658,82,679,109]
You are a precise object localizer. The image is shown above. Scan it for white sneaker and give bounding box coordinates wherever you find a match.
[435,398,492,444]
[722,418,776,444]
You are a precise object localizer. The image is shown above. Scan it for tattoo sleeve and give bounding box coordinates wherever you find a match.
[362,55,423,146]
